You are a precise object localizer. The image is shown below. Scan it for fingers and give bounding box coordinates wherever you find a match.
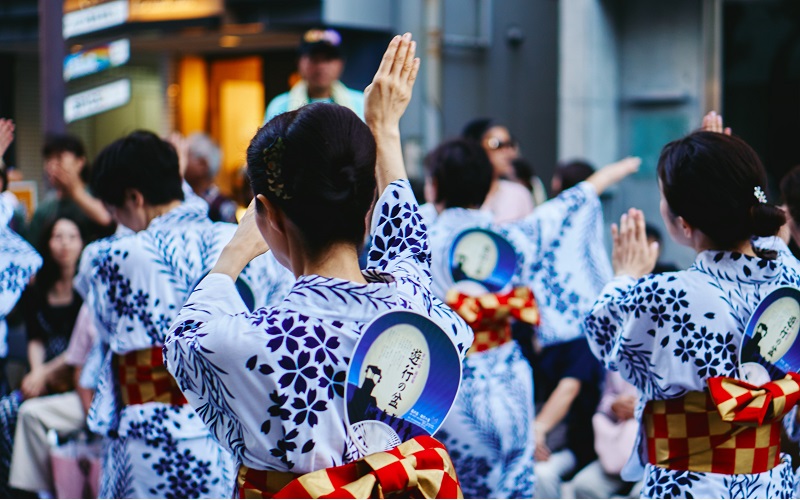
[408,57,421,85]
[392,33,412,79]
[375,35,401,80]
[398,38,417,82]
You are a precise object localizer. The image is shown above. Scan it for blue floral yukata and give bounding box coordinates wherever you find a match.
[424,181,612,498]
[163,180,473,479]
[0,195,41,367]
[81,198,293,498]
[585,237,800,498]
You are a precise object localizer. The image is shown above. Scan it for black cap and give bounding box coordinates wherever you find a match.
[299,28,344,59]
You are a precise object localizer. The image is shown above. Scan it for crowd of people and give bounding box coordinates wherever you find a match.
[1,29,800,500]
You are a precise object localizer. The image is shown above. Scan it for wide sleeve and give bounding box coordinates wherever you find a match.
[367,179,432,287]
[163,273,268,464]
[0,226,42,318]
[511,181,613,346]
[584,274,669,400]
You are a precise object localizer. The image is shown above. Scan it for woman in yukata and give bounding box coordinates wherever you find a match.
[585,112,800,498]
[420,138,637,498]
[164,34,473,497]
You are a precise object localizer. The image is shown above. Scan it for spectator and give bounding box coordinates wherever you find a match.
[264,28,364,123]
[184,133,238,223]
[27,134,113,246]
[8,303,97,496]
[551,159,595,197]
[461,118,534,223]
[567,371,642,498]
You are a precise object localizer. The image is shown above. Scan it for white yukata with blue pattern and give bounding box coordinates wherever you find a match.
[425,181,612,498]
[0,195,41,362]
[82,197,294,499]
[163,180,473,478]
[585,236,800,498]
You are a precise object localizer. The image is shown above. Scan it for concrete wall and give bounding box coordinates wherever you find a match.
[559,0,710,268]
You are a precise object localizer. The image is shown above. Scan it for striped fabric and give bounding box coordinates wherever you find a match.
[114,347,187,406]
[237,436,463,499]
[643,373,800,475]
[445,286,539,355]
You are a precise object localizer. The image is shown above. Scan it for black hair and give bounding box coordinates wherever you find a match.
[780,165,800,224]
[555,159,595,193]
[35,216,84,294]
[512,157,535,191]
[42,133,90,183]
[424,138,493,209]
[657,131,785,248]
[91,130,184,207]
[461,118,495,143]
[247,102,377,255]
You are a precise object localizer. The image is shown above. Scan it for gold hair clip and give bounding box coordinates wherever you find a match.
[262,137,291,200]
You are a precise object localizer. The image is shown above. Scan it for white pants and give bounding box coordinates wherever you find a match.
[568,460,642,498]
[534,449,576,499]
[8,391,85,494]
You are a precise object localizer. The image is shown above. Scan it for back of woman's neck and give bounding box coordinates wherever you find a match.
[296,243,366,284]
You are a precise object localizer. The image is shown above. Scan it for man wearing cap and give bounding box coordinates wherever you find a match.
[263,28,364,123]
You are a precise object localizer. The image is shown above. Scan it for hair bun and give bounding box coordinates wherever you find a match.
[749,203,786,238]
[319,162,358,204]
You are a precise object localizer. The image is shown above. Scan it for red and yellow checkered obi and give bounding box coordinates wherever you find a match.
[114,347,187,406]
[237,436,463,499]
[643,373,800,475]
[445,286,539,356]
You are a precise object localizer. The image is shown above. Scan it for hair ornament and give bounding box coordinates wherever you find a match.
[753,186,767,204]
[262,137,291,200]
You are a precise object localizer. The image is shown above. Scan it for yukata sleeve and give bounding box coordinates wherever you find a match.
[0,226,42,317]
[367,179,432,287]
[584,274,665,398]
[163,273,269,462]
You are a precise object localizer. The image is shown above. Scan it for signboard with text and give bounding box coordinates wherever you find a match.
[64,39,130,81]
[64,79,131,123]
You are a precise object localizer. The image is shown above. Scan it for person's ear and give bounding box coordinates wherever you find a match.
[257,194,285,234]
[124,189,145,209]
[676,215,693,239]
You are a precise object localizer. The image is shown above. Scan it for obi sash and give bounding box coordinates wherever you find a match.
[643,373,800,475]
[445,286,539,356]
[114,347,187,406]
[237,435,463,499]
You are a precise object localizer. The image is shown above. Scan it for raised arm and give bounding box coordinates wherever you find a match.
[364,33,420,194]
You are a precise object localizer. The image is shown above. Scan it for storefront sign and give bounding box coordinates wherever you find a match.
[127,0,223,22]
[64,79,131,123]
[64,39,130,82]
[63,0,128,39]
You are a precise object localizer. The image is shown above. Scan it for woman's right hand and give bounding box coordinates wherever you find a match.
[611,208,659,278]
[364,33,420,134]
[210,198,269,280]
[586,156,641,195]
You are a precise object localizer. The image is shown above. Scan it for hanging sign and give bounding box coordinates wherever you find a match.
[64,79,131,123]
[64,39,130,82]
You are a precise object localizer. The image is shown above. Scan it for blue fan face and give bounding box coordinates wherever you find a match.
[448,228,517,293]
[189,271,256,312]
[740,287,800,380]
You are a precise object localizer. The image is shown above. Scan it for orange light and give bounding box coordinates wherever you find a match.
[219,36,241,48]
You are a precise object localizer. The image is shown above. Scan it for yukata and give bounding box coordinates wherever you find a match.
[82,199,293,498]
[426,181,612,498]
[0,196,41,495]
[585,237,800,498]
[163,180,473,491]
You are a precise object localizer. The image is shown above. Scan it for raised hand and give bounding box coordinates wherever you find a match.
[364,33,420,134]
[700,111,732,136]
[0,119,14,159]
[586,156,641,195]
[611,208,659,278]
[210,198,270,280]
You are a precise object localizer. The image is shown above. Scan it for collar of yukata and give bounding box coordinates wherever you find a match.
[283,271,398,319]
[147,199,207,229]
[691,242,782,284]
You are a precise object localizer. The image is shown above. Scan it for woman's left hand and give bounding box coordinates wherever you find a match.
[611,208,659,278]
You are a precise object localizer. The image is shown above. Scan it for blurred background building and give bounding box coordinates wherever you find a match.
[0,0,798,265]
